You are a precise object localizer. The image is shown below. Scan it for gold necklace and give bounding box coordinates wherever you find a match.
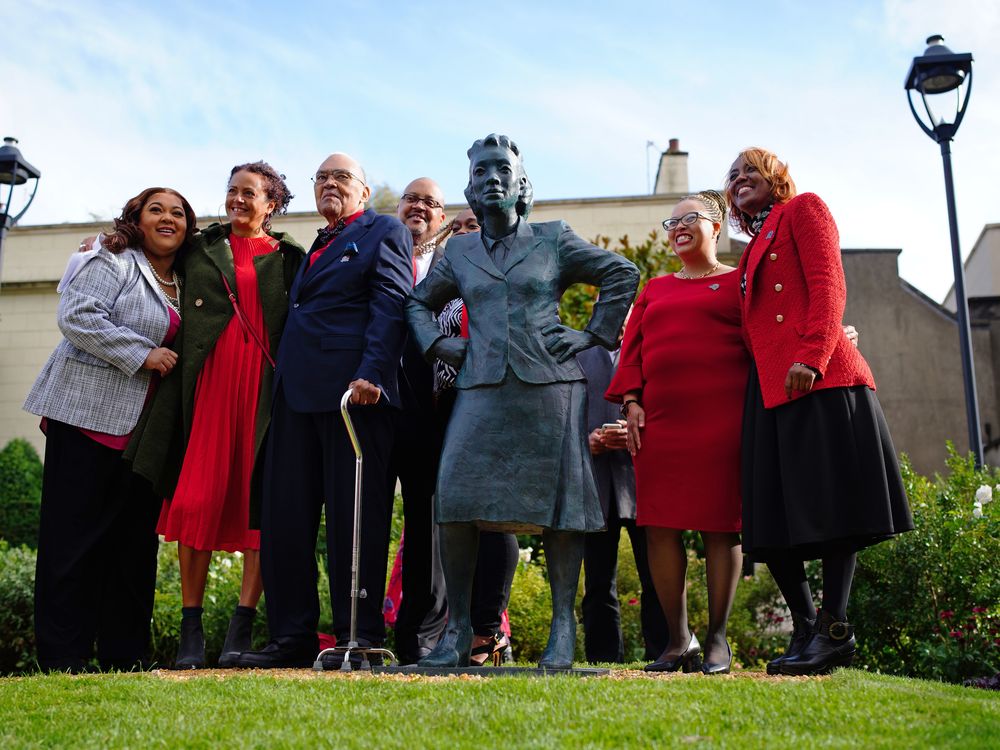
[676,261,720,280]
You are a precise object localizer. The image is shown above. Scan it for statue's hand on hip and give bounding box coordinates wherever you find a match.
[541,324,595,364]
[433,337,468,368]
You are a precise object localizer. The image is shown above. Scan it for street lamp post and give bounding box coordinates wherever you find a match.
[905,35,983,466]
[0,137,42,290]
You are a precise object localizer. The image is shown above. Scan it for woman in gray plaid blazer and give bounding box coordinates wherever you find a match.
[24,187,196,672]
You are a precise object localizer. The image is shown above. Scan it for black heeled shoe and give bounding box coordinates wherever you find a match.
[778,610,855,676]
[218,605,256,668]
[470,632,509,667]
[766,611,816,675]
[701,641,732,675]
[643,634,702,673]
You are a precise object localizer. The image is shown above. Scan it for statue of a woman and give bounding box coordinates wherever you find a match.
[406,134,639,668]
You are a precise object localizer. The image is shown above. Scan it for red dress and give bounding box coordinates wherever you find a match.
[606,271,747,532]
[157,235,274,552]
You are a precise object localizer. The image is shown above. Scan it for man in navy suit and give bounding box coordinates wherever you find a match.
[239,153,413,668]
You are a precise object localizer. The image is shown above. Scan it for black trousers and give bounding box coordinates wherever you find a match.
[34,420,160,671]
[389,403,447,659]
[261,385,394,646]
[582,504,668,663]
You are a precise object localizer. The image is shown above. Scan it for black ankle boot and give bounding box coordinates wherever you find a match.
[218,606,256,668]
[173,607,206,670]
[778,610,855,676]
[766,611,816,675]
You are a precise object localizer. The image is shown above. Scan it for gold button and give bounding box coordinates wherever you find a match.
[774,283,783,292]
[776,314,784,323]
[769,253,777,261]
[195,299,204,307]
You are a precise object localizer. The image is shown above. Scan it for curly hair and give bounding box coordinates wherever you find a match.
[464,133,534,221]
[724,147,797,235]
[102,187,197,255]
[229,161,294,231]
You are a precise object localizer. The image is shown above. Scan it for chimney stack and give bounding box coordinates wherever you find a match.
[653,138,689,195]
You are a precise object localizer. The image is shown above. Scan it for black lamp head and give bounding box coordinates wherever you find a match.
[0,137,42,186]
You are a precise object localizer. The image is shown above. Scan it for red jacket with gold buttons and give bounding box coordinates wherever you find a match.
[737,192,875,409]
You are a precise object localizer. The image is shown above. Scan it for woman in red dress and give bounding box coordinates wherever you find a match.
[607,190,745,675]
[130,162,304,668]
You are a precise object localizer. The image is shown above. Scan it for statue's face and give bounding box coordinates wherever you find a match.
[469,146,522,214]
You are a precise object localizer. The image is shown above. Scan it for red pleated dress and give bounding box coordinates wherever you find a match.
[157,234,274,552]
[606,271,748,532]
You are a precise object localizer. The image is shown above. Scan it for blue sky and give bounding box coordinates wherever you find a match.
[2,0,996,300]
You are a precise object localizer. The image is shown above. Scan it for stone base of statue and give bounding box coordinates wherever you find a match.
[372,665,610,677]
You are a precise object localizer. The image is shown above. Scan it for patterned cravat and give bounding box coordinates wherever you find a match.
[316,218,347,248]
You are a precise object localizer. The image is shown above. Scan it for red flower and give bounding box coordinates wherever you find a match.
[940,610,955,620]
[627,597,639,606]
[949,630,963,639]
[973,607,988,614]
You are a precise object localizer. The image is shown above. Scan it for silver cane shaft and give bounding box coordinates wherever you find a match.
[340,388,364,646]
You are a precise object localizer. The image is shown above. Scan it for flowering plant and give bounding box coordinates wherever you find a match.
[852,445,1000,682]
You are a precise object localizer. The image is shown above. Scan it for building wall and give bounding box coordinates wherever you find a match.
[842,249,998,474]
[943,224,1000,312]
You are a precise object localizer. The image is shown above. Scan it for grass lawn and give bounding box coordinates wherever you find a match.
[1,667,997,748]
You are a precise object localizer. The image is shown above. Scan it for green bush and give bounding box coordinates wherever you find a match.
[0,438,43,549]
[0,541,36,673]
[851,447,1000,682]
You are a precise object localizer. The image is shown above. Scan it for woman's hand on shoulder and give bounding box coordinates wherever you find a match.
[143,347,178,375]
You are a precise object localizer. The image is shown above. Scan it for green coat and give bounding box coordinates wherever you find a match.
[127,223,305,512]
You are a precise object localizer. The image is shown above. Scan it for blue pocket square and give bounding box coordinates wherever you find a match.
[341,242,359,262]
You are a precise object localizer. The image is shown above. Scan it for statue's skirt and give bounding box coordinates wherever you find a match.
[435,373,605,534]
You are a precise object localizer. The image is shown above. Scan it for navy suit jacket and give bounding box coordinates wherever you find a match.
[275,209,413,412]
[578,345,636,522]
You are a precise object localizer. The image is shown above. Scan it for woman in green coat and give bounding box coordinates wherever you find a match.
[129,162,304,669]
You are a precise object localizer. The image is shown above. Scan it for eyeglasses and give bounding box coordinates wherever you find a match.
[662,211,715,232]
[401,193,443,210]
[312,169,365,187]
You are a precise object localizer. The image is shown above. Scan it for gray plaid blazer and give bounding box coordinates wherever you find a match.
[24,247,173,435]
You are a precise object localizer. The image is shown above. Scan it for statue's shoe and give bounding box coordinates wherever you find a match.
[538,619,576,669]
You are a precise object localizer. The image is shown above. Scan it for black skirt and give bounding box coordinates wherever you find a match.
[740,365,913,562]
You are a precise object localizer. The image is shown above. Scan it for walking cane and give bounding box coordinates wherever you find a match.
[313,388,397,671]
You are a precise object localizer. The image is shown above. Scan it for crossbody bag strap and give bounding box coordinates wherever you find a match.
[221,273,276,369]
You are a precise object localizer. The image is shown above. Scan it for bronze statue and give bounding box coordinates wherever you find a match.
[406,134,639,668]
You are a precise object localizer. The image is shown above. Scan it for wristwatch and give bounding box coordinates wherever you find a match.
[620,399,640,417]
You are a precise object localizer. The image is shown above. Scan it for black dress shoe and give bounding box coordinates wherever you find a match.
[766,611,816,675]
[778,611,855,676]
[235,638,316,669]
[701,642,733,675]
[644,634,702,673]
